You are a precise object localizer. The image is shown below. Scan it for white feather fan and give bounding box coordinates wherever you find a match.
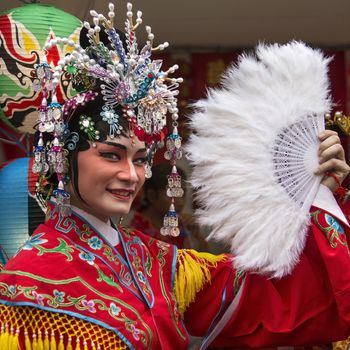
[186,41,331,278]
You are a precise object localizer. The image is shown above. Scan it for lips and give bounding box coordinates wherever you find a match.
[107,189,134,200]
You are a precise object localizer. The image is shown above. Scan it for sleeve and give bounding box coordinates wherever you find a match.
[181,207,350,349]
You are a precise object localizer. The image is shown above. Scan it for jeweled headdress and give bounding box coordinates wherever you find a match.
[32,2,183,236]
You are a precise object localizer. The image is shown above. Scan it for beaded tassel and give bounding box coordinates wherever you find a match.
[161,125,184,236]
[32,133,49,175]
[44,332,49,350]
[161,202,180,237]
[50,332,56,350]
[54,179,71,217]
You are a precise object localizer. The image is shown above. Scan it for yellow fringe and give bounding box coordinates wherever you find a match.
[50,333,57,350]
[174,249,226,315]
[58,335,64,350]
[67,337,73,350]
[37,332,44,350]
[0,325,6,350]
[32,334,38,350]
[25,331,32,350]
[0,304,128,349]
[2,325,10,350]
[44,332,49,350]
[11,330,19,350]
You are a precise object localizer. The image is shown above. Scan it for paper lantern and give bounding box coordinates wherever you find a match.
[0,4,81,134]
[0,157,45,265]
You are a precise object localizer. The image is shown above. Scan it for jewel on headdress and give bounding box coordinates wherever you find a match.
[32,56,53,92]
[53,179,71,217]
[100,105,123,138]
[160,203,180,237]
[164,127,182,161]
[144,163,152,179]
[79,115,100,144]
[32,133,49,174]
[166,166,184,198]
[63,91,98,119]
[47,136,68,174]
[64,131,80,151]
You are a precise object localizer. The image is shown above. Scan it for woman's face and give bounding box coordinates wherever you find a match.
[68,135,147,221]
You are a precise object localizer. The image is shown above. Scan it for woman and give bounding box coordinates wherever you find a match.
[1,3,350,350]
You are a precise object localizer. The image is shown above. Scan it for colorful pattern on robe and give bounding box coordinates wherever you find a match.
[1,205,350,349]
[0,203,189,349]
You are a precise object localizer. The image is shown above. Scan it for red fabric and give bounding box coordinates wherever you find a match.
[2,204,350,348]
[184,207,350,348]
[0,204,188,349]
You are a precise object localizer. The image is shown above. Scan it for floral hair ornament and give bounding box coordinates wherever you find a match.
[31,2,184,235]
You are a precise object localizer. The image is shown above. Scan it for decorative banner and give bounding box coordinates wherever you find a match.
[0,3,81,134]
[190,52,241,100]
[0,157,45,265]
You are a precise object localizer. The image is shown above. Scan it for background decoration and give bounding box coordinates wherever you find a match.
[0,3,81,135]
[0,157,45,265]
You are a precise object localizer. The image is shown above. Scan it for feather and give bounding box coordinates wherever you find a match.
[186,41,332,278]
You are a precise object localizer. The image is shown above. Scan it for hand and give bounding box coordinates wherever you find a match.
[315,130,350,192]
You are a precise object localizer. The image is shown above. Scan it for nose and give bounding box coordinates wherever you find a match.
[118,159,138,183]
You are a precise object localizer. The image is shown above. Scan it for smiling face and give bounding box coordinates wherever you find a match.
[68,135,147,222]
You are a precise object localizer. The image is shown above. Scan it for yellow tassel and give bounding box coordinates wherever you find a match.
[32,333,38,350]
[83,341,88,350]
[37,331,44,350]
[7,327,14,350]
[11,329,19,350]
[75,339,80,350]
[0,325,5,350]
[174,249,226,314]
[58,335,64,350]
[50,332,57,350]
[43,332,50,350]
[2,324,10,350]
[67,337,73,350]
[25,331,32,350]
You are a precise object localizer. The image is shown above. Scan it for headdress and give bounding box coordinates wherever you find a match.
[187,41,331,278]
[31,2,183,236]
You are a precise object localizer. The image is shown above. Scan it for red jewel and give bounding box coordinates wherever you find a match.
[134,127,145,141]
[148,72,154,79]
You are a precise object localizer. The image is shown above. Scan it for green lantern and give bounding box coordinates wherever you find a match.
[0,4,81,133]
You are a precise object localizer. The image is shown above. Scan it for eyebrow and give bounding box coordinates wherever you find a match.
[103,141,147,153]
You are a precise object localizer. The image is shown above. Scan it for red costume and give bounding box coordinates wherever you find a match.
[0,192,349,349]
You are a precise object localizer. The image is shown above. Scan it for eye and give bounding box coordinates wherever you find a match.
[99,152,120,161]
[133,157,147,165]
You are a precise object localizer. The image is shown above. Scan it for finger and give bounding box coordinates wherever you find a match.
[318,134,341,156]
[314,158,350,178]
[318,129,339,141]
[319,143,345,163]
